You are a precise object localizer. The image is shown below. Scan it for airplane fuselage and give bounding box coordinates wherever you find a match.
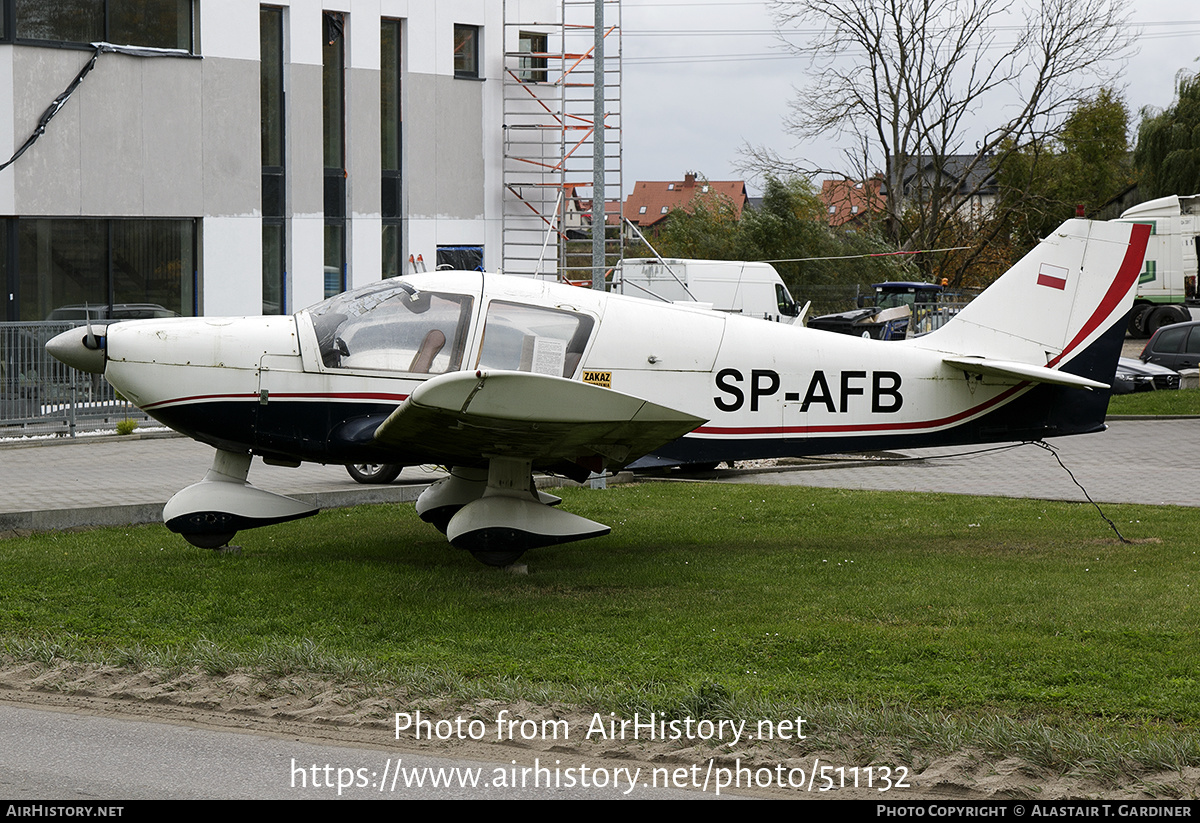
[97,269,1119,472]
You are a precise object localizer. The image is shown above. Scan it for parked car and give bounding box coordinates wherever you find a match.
[45,303,179,322]
[1113,357,1181,394]
[1140,319,1200,373]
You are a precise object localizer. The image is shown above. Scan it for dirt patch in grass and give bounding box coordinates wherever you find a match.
[2,660,1198,800]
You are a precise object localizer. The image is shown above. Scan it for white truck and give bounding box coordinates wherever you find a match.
[611,258,804,324]
[1113,194,1200,337]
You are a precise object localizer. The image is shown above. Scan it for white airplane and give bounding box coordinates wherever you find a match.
[47,219,1148,566]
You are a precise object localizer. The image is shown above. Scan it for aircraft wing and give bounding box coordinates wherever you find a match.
[372,369,707,468]
[942,356,1110,390]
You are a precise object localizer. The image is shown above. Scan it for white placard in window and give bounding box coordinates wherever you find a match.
[530,337,566,377]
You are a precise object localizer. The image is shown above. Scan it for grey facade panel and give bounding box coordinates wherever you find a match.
[143,55,205,215]
[79,54,145,215]
[347,65,381,217]
[9,49,259,218]
[199,57,260,217]
[12,48,86,214]
[288,62,323,217]
[406,72,484,220]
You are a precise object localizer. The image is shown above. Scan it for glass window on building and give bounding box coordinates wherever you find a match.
[261,4,286,314]
[381,18,403,279]
[324,11,346,298]
[263,223,285,315]
[12,0,194,51]
[517,31,547,83]
[16,218,196,321]
[453,24,478,79]
[436,246,483,272]
[111,220,195,314]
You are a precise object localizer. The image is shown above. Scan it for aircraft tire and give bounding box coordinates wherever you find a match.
[469,549,527,567]
[346,463,403,484]
[422,507,459,534]
[182,532,237,549]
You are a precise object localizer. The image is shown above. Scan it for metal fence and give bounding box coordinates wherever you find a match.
[0,322,150,438]
[910,299,972,335]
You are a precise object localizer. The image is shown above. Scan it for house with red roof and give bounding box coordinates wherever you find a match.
[623,172,750,230]
[820,178,886,227]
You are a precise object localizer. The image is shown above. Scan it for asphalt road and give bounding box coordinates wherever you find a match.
[0,702,710,800]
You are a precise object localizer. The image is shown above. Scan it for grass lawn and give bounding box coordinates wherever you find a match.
[3,482,1199,766]
[1108,388,1200,416]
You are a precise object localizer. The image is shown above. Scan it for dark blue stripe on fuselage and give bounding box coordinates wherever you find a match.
[638,314,1126,467]
[147,400,412,464]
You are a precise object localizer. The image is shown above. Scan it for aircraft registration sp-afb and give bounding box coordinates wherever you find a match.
[48,219,1149,566]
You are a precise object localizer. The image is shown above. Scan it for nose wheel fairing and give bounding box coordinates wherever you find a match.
[163,450,317,548]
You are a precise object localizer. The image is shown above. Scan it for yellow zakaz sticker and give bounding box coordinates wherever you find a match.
[582,370,612,388]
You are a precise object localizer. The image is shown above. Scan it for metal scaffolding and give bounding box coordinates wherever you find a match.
[502,0,622,282]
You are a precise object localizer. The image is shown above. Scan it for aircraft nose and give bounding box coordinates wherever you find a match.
[46,325,108,374]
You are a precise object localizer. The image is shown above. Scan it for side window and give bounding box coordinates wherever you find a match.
[1153,324,1188,355]
[309,282,473,374]
[775,283,797,316]
[477,301,594,378]
[1186,327,1200,356]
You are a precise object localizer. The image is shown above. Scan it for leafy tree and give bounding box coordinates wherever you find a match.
[640,175,914,314]
[998,88,1133,256]
[1135,70,1200,199]
[644,186,743,262]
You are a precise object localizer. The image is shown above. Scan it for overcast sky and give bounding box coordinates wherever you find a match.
[614,0,1200,196]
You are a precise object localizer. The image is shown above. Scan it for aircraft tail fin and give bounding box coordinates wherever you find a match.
[917,219,1149,389]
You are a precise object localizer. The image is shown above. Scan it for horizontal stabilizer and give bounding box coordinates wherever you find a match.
[373,370,706,467]
[942,356,1109,390]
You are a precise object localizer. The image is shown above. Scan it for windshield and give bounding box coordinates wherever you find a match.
[307,280,474,374]
[876,291,917,310]
[876,289,939,310]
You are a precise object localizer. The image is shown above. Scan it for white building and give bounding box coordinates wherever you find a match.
[0,0,560,321]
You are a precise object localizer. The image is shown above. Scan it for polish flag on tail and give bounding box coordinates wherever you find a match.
[1037,263,1068,290]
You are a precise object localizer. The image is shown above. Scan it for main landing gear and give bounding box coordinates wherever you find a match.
[415,459,609,566]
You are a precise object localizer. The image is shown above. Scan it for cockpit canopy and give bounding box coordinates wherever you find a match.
[302,276,596,379]
[308,279,473,374]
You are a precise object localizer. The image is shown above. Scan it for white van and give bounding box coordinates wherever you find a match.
[611,258,803,324]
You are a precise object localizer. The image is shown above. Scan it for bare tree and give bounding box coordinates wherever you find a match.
[749,0,1133,284]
